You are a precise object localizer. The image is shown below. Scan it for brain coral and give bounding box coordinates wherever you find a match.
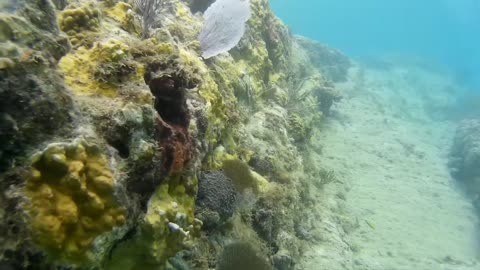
[195,170,237,228]
[24,138,125,264]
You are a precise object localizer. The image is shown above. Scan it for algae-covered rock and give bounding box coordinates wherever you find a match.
[59,38,142,96]
[239,106,303,184]
[222,159,261,193]
[0,66,74,172]
[58,1,101,46]
[18,0,60,34]
[272,249,295,270]
[295,35,351,82]
[0,1,81,268]
[105,1,137,33]
[0,1,73,173]
[217,241,273,270]
[0,17,69,60]
[252,185,290,243]
[287,113,308,143]
[97,103,159,199]
[449,119,480,207]
[313,81,342,116]
[103,174,201,270]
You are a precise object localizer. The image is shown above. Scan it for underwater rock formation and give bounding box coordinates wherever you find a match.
[449,119,480,209]
[144,57,195,175]
[313,81,342,116]
[58,2,101,46]
[0,0,73,173]
[295,36,351,82]
[0,1,80,267]
[0,0,346,268]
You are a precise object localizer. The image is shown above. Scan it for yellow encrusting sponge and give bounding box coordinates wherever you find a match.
[24,138,125,264]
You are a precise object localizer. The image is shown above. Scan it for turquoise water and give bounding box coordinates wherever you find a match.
[271,1,480,268]
[270,0,480,89]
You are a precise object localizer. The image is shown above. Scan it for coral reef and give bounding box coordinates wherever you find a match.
[58,2,101,46]
[59,38,143,96]
[287,113,309,143]
[195,171,237,229]
[97,102,158,198]
[222,159,261,193]
[103,174,200,270]
[24,138,125,264]
[0,1,80,267]
[0,2,73,172]
[0,0,345,268]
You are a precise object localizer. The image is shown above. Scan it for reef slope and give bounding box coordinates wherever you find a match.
[301,62,479,270]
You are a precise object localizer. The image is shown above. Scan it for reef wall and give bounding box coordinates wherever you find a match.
[0,0,349,269]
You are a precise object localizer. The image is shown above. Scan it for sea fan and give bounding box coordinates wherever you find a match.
[198,0,251,59]
[134,0,164,39]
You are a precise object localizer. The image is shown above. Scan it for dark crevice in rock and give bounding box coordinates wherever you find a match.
[144,59,195,175]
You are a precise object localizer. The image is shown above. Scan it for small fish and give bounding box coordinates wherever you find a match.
[364,219,376,230]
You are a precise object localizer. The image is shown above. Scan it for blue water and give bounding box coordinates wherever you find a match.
[270,0,480,90]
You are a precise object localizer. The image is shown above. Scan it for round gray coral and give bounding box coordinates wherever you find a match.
[195,170,237,229]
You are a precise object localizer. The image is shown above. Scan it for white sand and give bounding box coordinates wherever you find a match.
[301,64,480,270]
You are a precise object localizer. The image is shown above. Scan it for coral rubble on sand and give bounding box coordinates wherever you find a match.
[0,0,348,269]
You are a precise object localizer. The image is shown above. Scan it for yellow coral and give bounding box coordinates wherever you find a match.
[105,2,138,34]
[58,3,101,46]
[24,138,125,264]
[58,39,142,97]
[105,1,131,23]
[59,4,100,32]
[103,175,200,270]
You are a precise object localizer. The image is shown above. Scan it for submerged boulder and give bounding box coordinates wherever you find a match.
[449,119,480,208]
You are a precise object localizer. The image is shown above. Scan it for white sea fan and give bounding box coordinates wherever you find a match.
[198,0,251,59]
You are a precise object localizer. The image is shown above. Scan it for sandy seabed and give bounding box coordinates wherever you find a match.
[301,62,480,270]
